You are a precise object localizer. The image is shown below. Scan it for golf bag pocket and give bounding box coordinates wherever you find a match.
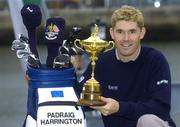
[24,66,86,127]
[37,87,85,127]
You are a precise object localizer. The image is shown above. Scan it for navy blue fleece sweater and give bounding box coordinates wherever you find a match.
[80,45,176,127]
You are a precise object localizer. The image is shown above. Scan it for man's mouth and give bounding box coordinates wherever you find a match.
[121,43,132,48]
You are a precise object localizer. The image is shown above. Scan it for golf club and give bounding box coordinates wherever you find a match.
[53,54,71,69]
[11,40,30,51]
[16,49,32,59]
[27,54,41,68]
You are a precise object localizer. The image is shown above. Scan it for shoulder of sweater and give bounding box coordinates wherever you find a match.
[141,45,165,59]
[98,49,115,61]
[141,45,168,64]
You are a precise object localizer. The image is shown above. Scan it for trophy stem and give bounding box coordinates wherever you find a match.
[91,60,95,78]
[90,51,97,78]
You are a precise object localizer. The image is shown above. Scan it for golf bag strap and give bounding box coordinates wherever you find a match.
[38,101,78,107]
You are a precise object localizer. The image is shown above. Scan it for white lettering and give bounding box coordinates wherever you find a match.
[108,85,118,90]
[26,7,33,12]
[157,80,168,85]
[47,112,75,118]
[40,118,83,125]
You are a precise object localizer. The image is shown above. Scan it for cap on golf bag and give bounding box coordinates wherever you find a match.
[23,66,86,127]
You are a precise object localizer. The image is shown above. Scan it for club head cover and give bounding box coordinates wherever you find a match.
[44,17,66,67]
[21,4,42,58]
[21,4,42,30]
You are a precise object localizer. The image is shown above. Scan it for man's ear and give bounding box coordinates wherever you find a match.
[140,27,146,39]
[109,27,114,40]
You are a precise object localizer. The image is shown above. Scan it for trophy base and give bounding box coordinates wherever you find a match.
[77,99,106,106]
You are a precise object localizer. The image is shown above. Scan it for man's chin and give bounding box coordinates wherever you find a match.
[120,50,133,56]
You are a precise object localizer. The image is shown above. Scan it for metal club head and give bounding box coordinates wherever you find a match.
[11,40,29,51]
[27,54,41,68]
[53,54,71,69]
[69,46,78,55]
[64,26,82,48]
[59,46,70,56]
[18,34,29,43]
[71,26,82,37]
[16,49,32,59]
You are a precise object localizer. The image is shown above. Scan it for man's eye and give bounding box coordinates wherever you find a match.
[116,30,123,34]
[130,30,137,34]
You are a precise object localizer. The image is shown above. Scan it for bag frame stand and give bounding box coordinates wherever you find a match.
[23,66,86,127]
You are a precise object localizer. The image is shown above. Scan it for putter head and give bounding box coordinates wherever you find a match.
[53,54,71,69]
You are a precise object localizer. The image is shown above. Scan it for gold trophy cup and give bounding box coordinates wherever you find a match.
[74,24,114,106]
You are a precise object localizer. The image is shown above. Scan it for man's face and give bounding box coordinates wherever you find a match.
[110,20,145,58]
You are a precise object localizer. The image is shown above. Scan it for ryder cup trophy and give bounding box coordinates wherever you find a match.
[74,24,114,106]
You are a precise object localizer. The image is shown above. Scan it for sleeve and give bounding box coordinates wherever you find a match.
[115,52,172,120]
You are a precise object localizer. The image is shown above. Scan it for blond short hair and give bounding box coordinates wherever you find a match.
[111,5,144,29]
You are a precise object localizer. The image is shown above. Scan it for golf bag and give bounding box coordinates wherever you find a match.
[23,66,86,127]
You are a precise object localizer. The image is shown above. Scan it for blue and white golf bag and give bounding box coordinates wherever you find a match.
[23,66,86,127]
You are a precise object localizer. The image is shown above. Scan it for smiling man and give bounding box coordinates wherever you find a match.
[80,5,176,127]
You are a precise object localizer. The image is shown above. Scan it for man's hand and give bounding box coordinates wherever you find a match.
[90,96,119,116]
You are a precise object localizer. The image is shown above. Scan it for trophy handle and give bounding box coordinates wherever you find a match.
[74,39,83,51]
[104,41,115,52]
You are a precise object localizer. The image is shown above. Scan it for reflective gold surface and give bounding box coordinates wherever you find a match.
[75,24,114,106]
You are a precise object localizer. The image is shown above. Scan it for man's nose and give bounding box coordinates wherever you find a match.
[123,32,130,41]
